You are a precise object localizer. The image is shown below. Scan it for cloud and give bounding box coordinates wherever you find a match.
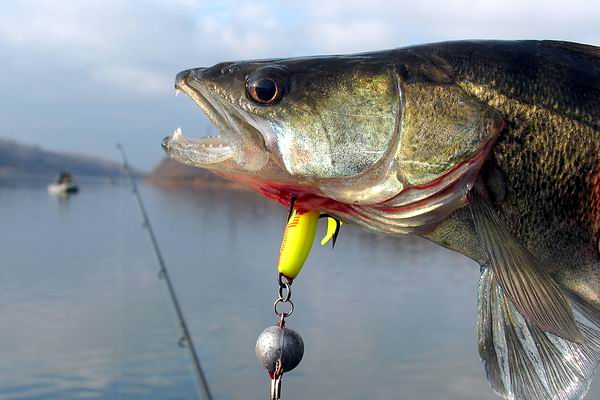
[0,0,598,168]
[297,0,600,52]
[3,0,599,67]
[91,66,172,96]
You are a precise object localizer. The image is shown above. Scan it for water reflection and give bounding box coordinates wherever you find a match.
[50,191,74,210]
[0,180,598,399]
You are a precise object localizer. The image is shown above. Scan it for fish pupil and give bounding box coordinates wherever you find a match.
[249,78,279,104]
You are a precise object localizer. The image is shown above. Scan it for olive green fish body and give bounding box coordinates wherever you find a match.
[164,40,600,400]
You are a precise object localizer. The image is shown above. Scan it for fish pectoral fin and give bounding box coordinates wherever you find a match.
[470,190,583,343]
[478,268,600,400]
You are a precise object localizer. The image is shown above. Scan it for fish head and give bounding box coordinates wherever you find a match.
[163,53,504,235]
[165,57,398,183]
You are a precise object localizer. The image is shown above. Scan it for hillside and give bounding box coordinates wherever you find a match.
[0,138,132,177]
[145,158,246,190]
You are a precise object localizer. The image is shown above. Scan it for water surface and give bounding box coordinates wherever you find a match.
[1,178,597,399]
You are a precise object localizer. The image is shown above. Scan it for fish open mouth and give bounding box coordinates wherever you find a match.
[162,79,235,167]
[163,70,269,171]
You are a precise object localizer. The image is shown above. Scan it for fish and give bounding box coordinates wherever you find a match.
[162,40,600,400]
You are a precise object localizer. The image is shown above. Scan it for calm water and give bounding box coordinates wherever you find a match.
[1,178,598,400]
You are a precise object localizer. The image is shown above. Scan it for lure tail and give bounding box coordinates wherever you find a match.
[320,214,342,248]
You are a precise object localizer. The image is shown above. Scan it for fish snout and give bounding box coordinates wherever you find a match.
[175,64,238,90]
[174,69,195,89]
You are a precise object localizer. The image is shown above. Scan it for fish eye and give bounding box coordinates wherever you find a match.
[245,66,289,106]
[246,77,282,105]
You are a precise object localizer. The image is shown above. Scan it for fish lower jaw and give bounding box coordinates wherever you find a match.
[163,127,234,166]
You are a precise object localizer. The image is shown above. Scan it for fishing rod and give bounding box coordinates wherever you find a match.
[117,144,213,400]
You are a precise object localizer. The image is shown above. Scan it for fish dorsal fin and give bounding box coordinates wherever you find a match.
[470,190,583,343]
[478,268,600,400]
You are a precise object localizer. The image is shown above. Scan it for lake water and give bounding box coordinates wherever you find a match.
[1,178,598,400]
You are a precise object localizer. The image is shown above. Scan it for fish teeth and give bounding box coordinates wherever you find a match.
[175,88,181,96]
[173,127,182,140]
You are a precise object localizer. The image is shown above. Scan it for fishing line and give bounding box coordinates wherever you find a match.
[117,144,213,400]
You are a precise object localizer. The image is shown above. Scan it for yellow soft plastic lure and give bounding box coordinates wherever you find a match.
[277,208,341,279]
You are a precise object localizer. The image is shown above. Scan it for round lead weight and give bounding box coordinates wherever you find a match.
[256,325,304,373]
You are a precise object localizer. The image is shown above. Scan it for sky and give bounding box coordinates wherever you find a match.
[1,0,599,171]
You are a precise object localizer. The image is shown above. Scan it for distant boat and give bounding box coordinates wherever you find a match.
[48,172,79,194]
